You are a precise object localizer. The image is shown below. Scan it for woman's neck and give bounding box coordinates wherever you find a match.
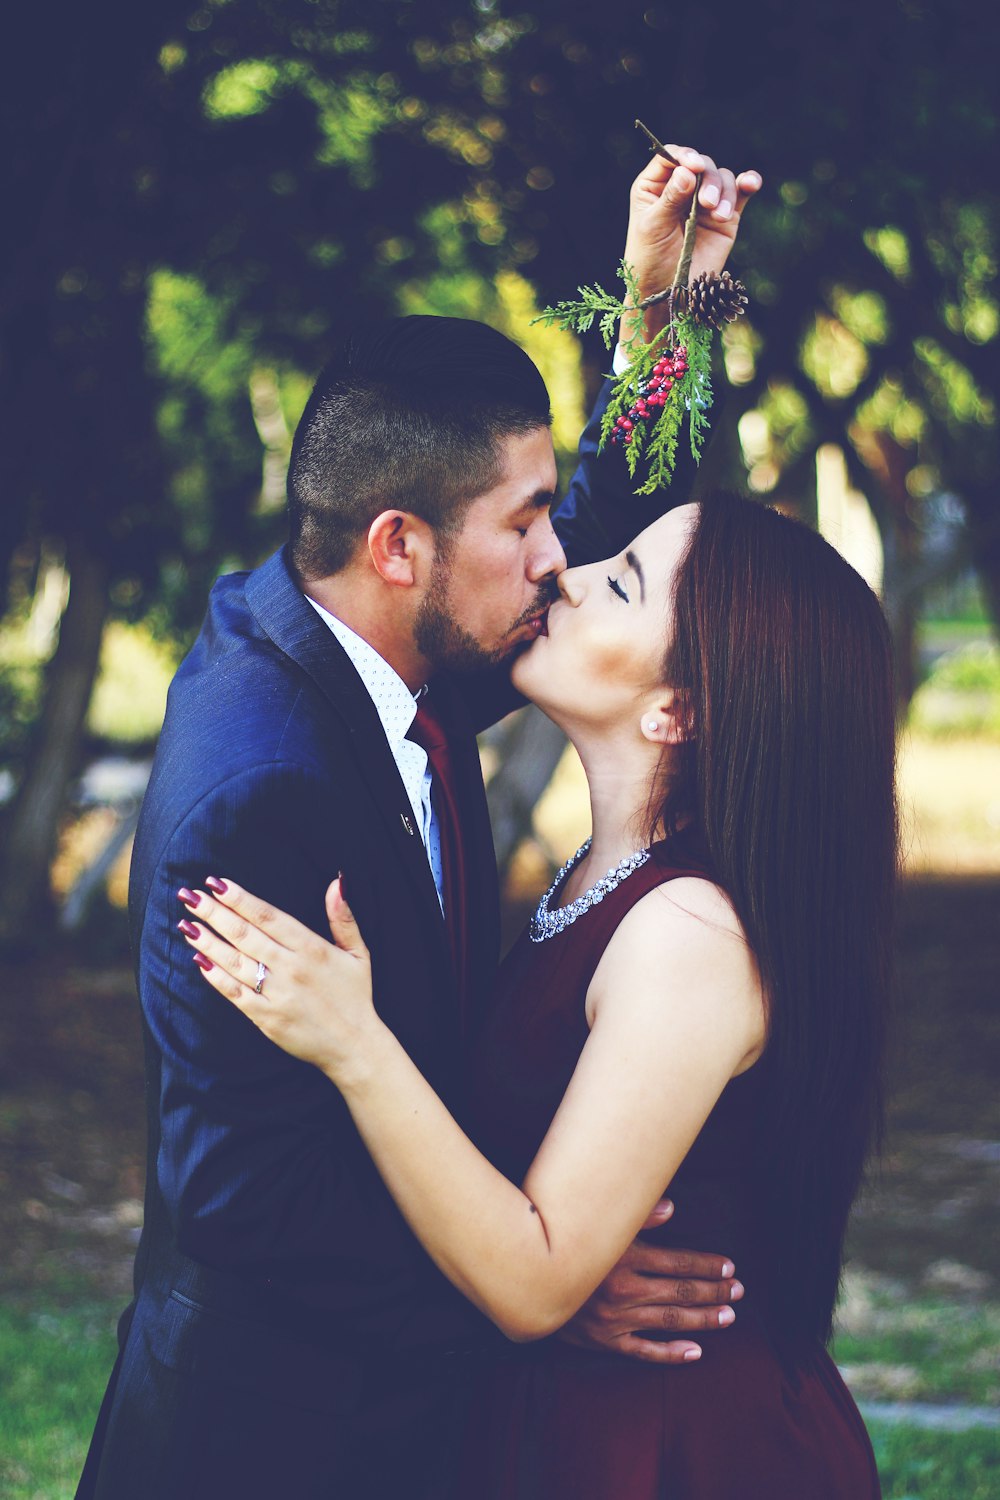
[561,729,674,899]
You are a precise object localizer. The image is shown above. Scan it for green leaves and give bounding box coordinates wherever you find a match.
[537,264,717,493]
[532,279,624,345]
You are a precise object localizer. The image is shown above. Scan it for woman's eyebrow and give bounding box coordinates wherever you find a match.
[625,549,645,603]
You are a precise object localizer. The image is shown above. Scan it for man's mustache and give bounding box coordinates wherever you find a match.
[511,582,560,631]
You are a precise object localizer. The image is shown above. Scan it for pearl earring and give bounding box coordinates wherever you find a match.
[647,720,660,732]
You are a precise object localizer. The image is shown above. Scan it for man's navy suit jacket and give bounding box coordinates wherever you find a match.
[77,379,700,1499]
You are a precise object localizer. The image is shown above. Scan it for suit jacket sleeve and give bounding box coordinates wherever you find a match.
[458,372,708,732]
[142,760,420,1301]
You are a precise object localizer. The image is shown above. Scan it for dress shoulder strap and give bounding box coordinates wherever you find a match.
[549,832,720,999]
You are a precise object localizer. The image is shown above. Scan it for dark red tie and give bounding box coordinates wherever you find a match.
[407,694,469,1017]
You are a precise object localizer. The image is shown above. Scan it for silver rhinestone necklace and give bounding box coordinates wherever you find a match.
[529,838,652,943]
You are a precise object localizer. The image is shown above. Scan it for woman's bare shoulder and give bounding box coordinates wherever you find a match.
[612,873,749,954]
[586,875,765,1059]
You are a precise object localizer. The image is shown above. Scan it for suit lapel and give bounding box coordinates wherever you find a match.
[431,675,502,1025]
[244,549,450,963]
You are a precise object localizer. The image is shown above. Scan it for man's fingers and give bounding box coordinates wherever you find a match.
[734,170,763,216]
[658,164,698,207]
[615,1272,744,1308]
[612,1335,703,1365]
[692,154,721,210]
[622,1300,736,1334]
[639,1198,674,1231]
[622,1242,736,1282]
[709,167,737,222]
[635,144,707,185]
[663,144,709,174]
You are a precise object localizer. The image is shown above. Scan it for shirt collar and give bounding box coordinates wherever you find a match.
[304,596,419,750]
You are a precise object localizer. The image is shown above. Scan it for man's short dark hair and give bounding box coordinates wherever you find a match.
[287,315,552,579]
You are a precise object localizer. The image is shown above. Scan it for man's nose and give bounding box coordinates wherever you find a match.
[528,517,567,583]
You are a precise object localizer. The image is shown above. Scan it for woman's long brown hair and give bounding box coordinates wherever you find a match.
[653,493,898,1345]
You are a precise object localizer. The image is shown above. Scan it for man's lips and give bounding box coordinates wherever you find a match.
[523,606,549,638]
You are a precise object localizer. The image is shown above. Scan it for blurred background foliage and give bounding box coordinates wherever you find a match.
[1,0,998,943]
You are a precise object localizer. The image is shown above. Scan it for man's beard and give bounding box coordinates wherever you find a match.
[413,542,554,677]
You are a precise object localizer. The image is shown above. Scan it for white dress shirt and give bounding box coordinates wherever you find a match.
[304,597,445,910]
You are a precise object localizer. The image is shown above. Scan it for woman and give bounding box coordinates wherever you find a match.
[180,494,895,1497]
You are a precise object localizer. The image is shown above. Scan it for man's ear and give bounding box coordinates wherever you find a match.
[639,688,694,747]
[366,511,433,588]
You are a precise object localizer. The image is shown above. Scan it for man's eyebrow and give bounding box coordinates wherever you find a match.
[626,548,645,603]
[513,488,557,515]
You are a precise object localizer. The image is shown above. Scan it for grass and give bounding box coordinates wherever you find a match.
[870,1423,1000,1499]
[833,1290,1000,1407]
[909,640,1000,739]
[0,1300,118,1500]
[1,1294,998,1499]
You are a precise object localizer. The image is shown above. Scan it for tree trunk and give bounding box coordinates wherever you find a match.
[484,707,568,882]
[962,486,1000,640]
[847,429,923,714]
[0,533,109,949]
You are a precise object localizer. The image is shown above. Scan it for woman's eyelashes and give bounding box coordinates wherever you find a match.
[607,575,630,603]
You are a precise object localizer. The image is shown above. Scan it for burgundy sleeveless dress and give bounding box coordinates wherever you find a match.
[454,840,881,1499]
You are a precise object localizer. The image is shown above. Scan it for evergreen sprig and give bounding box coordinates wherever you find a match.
[533,279,625,348]
[534,259,716,495]
[634,318,714,494]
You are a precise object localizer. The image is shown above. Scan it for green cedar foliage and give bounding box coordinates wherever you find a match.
[535,262,717,494]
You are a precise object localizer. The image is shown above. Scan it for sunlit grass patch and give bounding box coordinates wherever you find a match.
[0,1300,118,1499]
[834,1268,1000,1407]
[869,1421,1000,1499]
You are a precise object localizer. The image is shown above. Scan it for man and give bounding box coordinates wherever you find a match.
[78,147,760,1499]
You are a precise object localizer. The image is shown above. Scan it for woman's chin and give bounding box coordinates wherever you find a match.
[510,639,544,702]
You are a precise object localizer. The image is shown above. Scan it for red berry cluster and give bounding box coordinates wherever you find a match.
[609,345,689,446]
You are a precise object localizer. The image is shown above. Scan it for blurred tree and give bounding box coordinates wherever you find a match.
[1,0,997,943]
[0,0,518,944]
[420,0,999,682]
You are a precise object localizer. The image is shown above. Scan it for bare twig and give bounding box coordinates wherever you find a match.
[631,120,699,322]
[634,193,699,325]
[672,192,700,292]
[630,121,699,343]
[634,119,681,167]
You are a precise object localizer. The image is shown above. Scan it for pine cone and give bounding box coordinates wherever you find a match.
[683,270,749,329]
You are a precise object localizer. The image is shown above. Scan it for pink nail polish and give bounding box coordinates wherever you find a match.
[205,877,228,895]
[731,1281,744,1301]
[683,1348,701,1362]
[719,1307,735,1326]
[193,953,213,972]
[178,888,200,908]
[177,919,200,939]
[721,1261,735,1278]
